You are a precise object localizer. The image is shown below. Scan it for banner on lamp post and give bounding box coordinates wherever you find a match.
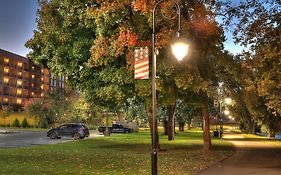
[134,47,149,79]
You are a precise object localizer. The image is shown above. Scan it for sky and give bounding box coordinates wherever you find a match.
[0,0,244,57]
[0,0,38,57]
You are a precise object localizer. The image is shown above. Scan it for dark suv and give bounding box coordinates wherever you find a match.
[47,123,90,139]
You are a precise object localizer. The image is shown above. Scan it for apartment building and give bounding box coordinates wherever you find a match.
[0,49,65,108]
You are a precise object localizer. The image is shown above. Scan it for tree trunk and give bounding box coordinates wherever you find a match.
[147,107,161,150]
[202,95,211,154]
[235,90,255,134]
[179,121,185,131]
[167,103,176,141]
[268,122,276,138]
[187,123,191,130]
[163,120,168,135]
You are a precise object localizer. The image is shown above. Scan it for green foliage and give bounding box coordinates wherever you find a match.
[176,99,200,124]
[12,118,20,127]
[222,0,281,116]
[21,118,29,128]
[24,97,54,128]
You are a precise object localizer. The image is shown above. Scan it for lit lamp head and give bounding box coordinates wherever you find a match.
[224,98,232,105]
[171,33,189,62]
[224,110,230,115]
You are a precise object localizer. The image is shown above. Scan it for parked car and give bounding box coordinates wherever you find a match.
[47,123,90,139]
[98,124,132,134]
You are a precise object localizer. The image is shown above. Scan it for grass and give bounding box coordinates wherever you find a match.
[0,129,234,175]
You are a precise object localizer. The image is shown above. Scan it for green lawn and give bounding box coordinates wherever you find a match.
[0,129,234,175]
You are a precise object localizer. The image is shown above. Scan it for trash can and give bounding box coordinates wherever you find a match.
[213,130,219,137]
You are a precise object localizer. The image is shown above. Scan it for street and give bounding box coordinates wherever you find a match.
[0,129,94,148]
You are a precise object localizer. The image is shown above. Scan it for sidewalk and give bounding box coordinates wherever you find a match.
[198,132,281,175]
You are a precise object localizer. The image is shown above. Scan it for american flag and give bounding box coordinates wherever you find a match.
[134,47,149,79]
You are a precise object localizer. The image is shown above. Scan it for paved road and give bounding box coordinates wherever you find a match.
[0,129,97,148]
[198,133,281,175]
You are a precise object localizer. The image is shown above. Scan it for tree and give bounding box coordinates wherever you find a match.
[1,106,11,126]
[175,99,200,131]
[24,98,53,128]
[218,0,281,133]
[221,0,281,116]
[177,0,225,153]
[27,0,226,153]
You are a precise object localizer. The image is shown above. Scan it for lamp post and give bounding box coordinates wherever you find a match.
[219,98,232,140]
[152,1,188,175]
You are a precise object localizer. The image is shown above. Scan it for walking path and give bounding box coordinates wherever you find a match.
[198,132,281,175]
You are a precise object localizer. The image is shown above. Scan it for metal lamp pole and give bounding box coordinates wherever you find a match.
[152,1,182,174]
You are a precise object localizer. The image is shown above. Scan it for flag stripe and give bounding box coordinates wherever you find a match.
[135,67,149,74]
[134,47,149,80]
[135,62,149,69]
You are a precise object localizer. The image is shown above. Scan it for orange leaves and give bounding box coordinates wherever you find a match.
[89,36,112,67]
[89,27,138,67]
[190,4,221,38]
[132,0,152,14]
[156,28,173,48]
[117,26,138,47]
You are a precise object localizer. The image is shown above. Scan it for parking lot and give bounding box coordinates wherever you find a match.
[0,129,97,148]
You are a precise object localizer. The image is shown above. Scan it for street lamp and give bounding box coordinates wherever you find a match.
[218,98,232,140]
[224,110,230,116]
[224,97,232,105]
[152,1,188,175]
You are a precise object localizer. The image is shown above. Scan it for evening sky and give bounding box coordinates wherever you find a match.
[0,0,243,57]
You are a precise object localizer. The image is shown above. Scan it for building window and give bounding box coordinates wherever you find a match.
[4,77,9,84]
[4,58,9,63]
[17,80,22,86]
[17,98,22,104]
[18,62,22,68]
[17,90,22,95]
[4,67,9,73]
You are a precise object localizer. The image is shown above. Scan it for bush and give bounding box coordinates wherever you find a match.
[12,118,20,127]
[21,118,29,128]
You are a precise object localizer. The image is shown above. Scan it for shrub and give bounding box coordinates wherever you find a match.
[12,118,20,127]
[21,118,29,128]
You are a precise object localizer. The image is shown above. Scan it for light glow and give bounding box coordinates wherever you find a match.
[224,98,232,104]
[18,62,22,67]
[17,90,22,95]
[17,98,22,104]
[17,80,22,86]
[224,110,230,115]
[171,41,189,62]
[4,77,9,84]
[4,67,9,73]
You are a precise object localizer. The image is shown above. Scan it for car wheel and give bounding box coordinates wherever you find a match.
[50,132,58,139]
[73,133,80,140]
